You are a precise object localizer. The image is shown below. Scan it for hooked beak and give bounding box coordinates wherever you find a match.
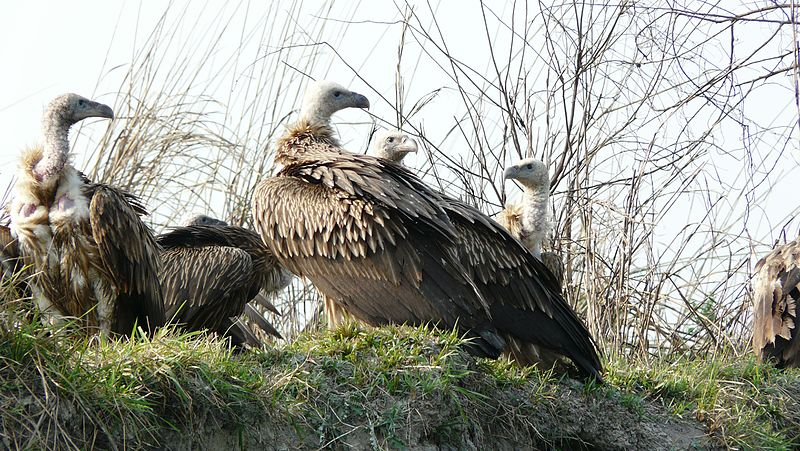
[95,103,115,119]
[81,101,114,121]
[351,92,370,109]
[396,136,418,155]
[503,166,516,180]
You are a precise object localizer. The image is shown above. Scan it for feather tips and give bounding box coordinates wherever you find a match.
[157,224,286,343]
[753,239,800,366]
[88,183,165,333]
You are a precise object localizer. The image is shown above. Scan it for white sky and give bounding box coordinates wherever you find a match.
[1,3,143,132]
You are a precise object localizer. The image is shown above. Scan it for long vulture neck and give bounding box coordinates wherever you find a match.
[520,182,551,258]
[34,113,71,181]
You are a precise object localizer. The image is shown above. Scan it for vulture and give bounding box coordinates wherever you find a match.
[752,239,800,367]
[8,93,164,337]
[322,129,421,328]
[253,80,602,379]
[372,135,571,370]
[186,214,291,319]
[497,158,565,286]
[158,215,289,347]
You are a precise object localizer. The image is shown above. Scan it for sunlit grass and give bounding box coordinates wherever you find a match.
[607,354,800,449]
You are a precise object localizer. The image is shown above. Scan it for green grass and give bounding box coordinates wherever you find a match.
[605,354,800,449]
[0,299,268,449]
[0,298,797,450]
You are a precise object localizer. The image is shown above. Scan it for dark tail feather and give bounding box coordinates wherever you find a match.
[252,292,282,316]
[219,316,263,349]
[490,303,602,381]
[115,293,162,337]
[243,303,283,339]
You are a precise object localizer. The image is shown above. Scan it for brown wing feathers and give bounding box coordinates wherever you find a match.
[441,198,601,378]
[157,224,284,345]
[160,246,252,323]
[88,183,165,334]
[254,147,508,357]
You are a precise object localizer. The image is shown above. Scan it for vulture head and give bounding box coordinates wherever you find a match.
[186,215,228,227]
[371,130,418,163]
[298,80,370,125]
[35,93,114,182]
[504,158,550,189]
[44,93,114,129]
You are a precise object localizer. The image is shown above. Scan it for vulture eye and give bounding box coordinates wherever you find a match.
[334,91,342,98]
[78,99,86,107]
[526,164,533,169]
[386,137,395,143]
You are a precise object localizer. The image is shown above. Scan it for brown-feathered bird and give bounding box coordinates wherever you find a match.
[158,215,289,347]
[9,94,164,337]
[373,137,569,370]
[497,158,564,286]
[252,81,602,379]
[322,129,421,328]
[752,239,800,367]
[186,215,288,323]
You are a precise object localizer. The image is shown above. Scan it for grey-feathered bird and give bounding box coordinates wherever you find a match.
[158,215,289,346]
[9,93,164,337]
[252,81,602,379]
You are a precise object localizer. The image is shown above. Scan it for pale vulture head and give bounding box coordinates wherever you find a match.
[298,80,370,125]
[44,93,114,130]
[186,215,228,227]
[35,93,114,182]
[503,158,550,190]
[370,130,418,163]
